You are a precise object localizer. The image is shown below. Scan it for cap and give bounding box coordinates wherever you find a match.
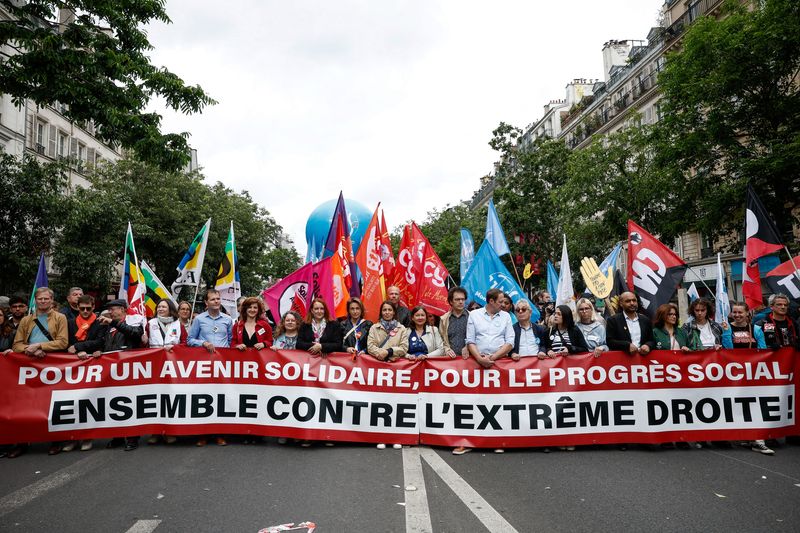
[105,299,128,309]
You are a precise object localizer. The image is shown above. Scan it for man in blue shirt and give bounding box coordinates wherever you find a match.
[186,289,233,447]
[188,289,233,353]
[466,288,514,369]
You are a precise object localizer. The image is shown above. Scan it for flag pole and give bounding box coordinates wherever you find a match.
[684,265,716,300]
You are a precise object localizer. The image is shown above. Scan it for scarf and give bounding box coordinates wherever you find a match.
[380,319,398,334]
[312,319,327,342]
[75,313,97,341]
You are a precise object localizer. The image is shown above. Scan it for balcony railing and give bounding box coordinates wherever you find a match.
[664,0,724,42]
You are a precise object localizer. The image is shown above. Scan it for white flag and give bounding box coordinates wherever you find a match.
[555,234,575,310]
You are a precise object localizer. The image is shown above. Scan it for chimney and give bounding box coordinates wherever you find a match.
[602,40,632,82]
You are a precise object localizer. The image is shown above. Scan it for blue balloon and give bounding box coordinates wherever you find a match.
[305,198,372,257]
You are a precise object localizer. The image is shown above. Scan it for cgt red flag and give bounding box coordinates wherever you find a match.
[627,220,687,317]
[392,224,424,308]
[379,209,395,282]
[743,185,783,308]
[411,224,450,315]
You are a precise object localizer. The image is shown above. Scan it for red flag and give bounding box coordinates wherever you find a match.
[626,220,687,316]
[411,223,450,315]
[331,223,350,318]
[379,210,395,282]
[743,185,784,308]
[355,204,385,322]
[764,255,800,304]
[393,224,424,308]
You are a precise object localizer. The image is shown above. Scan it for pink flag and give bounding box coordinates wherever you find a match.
[307,256,337,317]
[262,262,313,321]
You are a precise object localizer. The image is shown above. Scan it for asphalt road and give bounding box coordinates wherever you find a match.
[1,439,799,532]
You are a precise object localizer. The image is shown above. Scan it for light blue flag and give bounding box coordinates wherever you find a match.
[463,241,540,323]
[485,199,511,256]
[546,260,559,300]
[714,253,731,324]
[459,228,475,282]
[28,253,49,314]
[598,243,622,277]
[687,283,700,303]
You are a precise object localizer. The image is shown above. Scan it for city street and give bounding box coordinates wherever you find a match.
[2,439,799,532]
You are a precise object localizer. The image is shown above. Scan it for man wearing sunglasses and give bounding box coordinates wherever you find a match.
[67,295,109,358]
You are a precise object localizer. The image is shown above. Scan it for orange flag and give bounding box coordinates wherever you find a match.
[355,204,385,322]
[380,210,395,283]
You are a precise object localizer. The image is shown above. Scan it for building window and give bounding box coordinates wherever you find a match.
[57,132,68,158]
[35,121,47,154]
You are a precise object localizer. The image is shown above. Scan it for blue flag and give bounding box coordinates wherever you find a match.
[598,243,622,277]
[546,260,559,300]
[28,253,49,313]
[714,253,731,325]
[459,228,475,282]
[463,241,540,323]
[485,199,510,256]
[687,283,700,303]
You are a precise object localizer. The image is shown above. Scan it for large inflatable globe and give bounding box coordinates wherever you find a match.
[305,198,372,257]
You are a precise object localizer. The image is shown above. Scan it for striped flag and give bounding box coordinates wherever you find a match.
[28,253,48,314]
[141,260,177,318]
[171,219,211,300]
[119,222,146,319]
[214,221,241,320]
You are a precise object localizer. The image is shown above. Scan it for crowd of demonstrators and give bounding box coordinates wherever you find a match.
[2,281,800,459]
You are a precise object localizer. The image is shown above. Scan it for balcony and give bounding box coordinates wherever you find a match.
[664,0,724,43]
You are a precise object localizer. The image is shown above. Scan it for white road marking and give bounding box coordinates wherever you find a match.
[0,451,112,518]
[706,449,800,483]
[124,519,162,533]
[419,447,519,533]
[402,447,433,533]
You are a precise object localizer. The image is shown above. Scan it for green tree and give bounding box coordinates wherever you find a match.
[52,158,299,297]
[654,0,800,249]
[561,124,686,260]
[0,1,216,172]
[492,133,572,264]
[0,154,69,294]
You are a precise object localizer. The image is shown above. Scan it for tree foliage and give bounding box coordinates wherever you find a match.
[654,0,800,246]
[0,154,69,294]
[49,158,300,298]
[0,0,216,172]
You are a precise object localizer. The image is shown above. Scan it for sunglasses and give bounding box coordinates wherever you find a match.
[79,306,94,311]
[515,308,529,313]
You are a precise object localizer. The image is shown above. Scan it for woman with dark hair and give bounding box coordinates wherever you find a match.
[272,311,302,350]
[727,301,762,349]
[297,298,343,355]
[147,299,183,349]
[406,305,444,359]
[367,300,409,450]
[682,298,723,350]
[233,297,273,350]
[340,297,372,355]
[543,305,588,357]
[652,303,695,351]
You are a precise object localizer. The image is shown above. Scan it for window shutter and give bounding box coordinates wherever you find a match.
[70,137,78,161]
[47,125,57,157]
[87,147,96,167]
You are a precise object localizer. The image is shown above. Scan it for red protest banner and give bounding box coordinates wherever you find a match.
[0,348,797,448]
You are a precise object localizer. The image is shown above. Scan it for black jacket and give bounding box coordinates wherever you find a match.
[101,319,144,352]
[511,323,547,356]
[396,306,411,327]
[543,325,589,354]
[605,312,655,351]
[68,316,109,352]
[340,319,372,352]
[297,321,344,354]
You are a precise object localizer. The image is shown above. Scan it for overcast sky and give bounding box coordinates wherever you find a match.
[147,0,659,256]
